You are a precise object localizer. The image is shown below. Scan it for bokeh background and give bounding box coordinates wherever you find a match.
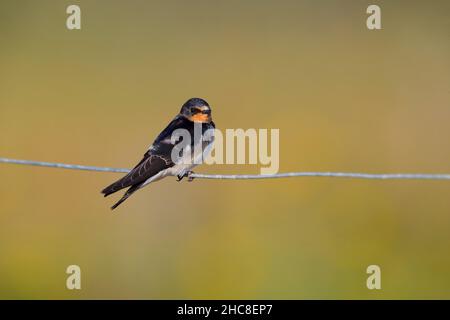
[0,0,449,299]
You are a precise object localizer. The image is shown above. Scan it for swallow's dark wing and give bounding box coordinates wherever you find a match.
[101,116,187,197]
[153,115,186,145]
[101,153,173,197]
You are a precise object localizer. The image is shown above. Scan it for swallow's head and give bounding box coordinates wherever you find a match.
[180,98,212,123]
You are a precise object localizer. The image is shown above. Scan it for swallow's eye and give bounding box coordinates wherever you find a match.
[202,109,211,115]
[191,108,201,114]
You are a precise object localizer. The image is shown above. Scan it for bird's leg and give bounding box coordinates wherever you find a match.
[177,171,195,182]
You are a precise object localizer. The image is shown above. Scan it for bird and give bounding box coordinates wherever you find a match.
[102,97,215,210]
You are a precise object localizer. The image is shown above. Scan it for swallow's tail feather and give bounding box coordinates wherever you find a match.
[102,176,131,197]
[110,184,142,210]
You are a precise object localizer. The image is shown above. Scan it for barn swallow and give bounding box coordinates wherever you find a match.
[102,98,215,210]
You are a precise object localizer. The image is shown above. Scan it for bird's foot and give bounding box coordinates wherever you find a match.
[187,171,195,182]
[177,171,195,182]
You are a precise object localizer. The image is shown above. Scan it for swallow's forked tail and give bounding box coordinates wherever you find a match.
[108,184,141,210]
[101,177,127,198]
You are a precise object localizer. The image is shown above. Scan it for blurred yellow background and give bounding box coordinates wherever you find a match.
[0,0,449,299]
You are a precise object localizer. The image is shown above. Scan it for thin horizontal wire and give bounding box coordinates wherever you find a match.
[1,157,450,180]
[0,157,129,173]
[189,172,450,180]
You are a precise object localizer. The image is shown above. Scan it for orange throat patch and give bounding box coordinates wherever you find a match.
[190,113,210,123]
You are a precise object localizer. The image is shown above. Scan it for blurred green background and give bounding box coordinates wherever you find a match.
[0,0,449,299]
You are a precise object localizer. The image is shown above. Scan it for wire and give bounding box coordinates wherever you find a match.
[1,157,450,180]
[0,157,129,173]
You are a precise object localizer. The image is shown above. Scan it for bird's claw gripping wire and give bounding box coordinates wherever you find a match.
[177,171,195,182]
